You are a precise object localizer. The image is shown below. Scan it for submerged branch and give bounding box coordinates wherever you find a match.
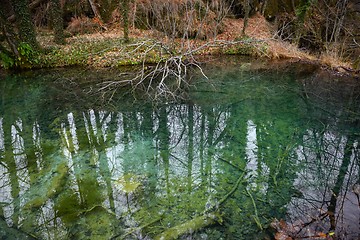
[245,188,263,230]
[154,212,221,240]
[206,170,247,213]
[111,216,163,240]
[154,168,246,240]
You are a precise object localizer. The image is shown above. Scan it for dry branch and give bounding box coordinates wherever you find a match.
[96,38,265,101]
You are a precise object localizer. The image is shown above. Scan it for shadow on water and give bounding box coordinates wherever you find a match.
[0,57,359,239]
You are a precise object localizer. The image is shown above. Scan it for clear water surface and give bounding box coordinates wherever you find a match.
[0,57,359,239]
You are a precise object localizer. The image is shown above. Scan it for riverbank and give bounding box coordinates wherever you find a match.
[2,13,359,78]
[36,13,309,66]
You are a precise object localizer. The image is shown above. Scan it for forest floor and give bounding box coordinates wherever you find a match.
[35,13,358,76]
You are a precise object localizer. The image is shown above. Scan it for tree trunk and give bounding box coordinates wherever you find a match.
[7,0,49,23]
[0,6,20,58]
[260,0,268,16]
[242,0,250,36]
[294,0,313,46]
[98,0,111,23]
[50,0,65,44]
[121,0,130,42]
[11,0,39,50]
[88,0,101,19]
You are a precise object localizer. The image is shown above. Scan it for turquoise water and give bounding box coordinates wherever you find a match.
[0,58,359,239]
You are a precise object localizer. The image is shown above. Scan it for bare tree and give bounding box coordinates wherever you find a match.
[329,0,349,44]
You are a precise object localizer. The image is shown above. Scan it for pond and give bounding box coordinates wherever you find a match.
[0,57,359,240]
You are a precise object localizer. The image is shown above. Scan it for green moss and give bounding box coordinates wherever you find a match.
[55,192,82,223]
[68,206,123,240]
[223,43,256,56]
[12,0,39,50]
[50,0,65,45]
[154,212,222,240]
[24,161,69,209]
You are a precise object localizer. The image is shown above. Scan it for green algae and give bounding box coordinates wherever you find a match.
[24,159,69,210]
[154,212,222,240]
[114,173,142,194]
[69,206,123,240]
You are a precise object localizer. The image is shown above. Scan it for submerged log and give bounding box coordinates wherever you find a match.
[151,159,247,240]
[154,212,222,240]
[155,170,246,240]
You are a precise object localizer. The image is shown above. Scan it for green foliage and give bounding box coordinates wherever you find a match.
[114,173,141,193]
[12,0,39,50]
[18,42,36,60]
[224,43,255,56]
[295,0,317,22]
[36,37,171,68]
[16,42,39,68]
[0,51,15,69]
[38,45,89,67]
[0,42,39,69]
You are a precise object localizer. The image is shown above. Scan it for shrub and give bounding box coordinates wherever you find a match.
[66,16,103,35]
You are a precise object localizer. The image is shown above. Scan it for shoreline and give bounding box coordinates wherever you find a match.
[1,14,358,78]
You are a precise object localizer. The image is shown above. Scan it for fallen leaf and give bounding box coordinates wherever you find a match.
[275,231,292,240]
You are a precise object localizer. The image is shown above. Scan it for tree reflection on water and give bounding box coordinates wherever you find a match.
[0,63,359,239]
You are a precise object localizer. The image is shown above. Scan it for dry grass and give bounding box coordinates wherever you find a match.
[319,52,353,70]
[266,40,314,60]
[215,13,316,61]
